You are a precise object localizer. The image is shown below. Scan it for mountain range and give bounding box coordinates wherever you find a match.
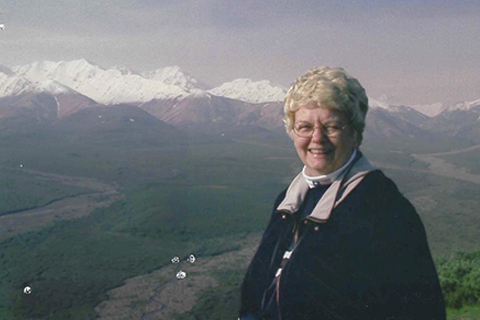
[4,59,286,105]
[1,59,479,148]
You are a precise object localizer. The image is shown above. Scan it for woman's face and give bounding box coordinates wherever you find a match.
[291,104,358,176]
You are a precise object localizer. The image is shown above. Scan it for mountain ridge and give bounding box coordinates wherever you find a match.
[7,59,285,105]
[1,59,479,148]
[3,59,479,117]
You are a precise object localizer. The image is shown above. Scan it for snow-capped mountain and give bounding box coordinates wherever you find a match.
[0,70,77,97]
[369,98,390,110]
[444,99,480,112]
[0,72,35,97]
[11,59,191,105]
[6,60,288,105]
[0,71,97,118]
[409,102,447,117]
[370,97,449,118]
[141,65,204,92]
[2,59,480,146]
[420,98,480,143]
[32,79,73,95]
[368,98,429,126]
[208,78,286,103]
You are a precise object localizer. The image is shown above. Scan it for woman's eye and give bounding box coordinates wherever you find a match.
[299,126,312,132]
[298,125,312,130]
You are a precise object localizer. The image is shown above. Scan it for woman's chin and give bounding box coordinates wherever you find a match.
[304,164,332,176]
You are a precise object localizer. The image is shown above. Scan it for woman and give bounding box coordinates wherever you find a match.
[239,67,445,320]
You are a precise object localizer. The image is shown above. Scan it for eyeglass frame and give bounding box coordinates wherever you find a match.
[291,121,348,138]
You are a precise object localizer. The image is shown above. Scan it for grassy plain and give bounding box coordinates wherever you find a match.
[0,168,93,216]
[439,148,480,175]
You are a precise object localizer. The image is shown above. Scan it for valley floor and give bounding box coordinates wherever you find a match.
[411,144,480,185]
[0,168,121,242]
[94,234,260,320]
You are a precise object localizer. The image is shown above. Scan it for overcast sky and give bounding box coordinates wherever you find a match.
[0,0,479,105]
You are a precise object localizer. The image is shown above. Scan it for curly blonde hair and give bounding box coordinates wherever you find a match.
[283,67,368,144]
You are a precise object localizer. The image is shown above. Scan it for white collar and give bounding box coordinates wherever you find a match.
[277,152,375,222]
[302,149,358,188]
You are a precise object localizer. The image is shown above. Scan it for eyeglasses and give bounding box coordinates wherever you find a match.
[292,122,347,138]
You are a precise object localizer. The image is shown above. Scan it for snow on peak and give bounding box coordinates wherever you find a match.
[0,73,34,96]
[409,102,447,117]
[368,98,390,110]
[12,59,100,83]
[369,97,447,117]
[33,80,73,95]
[447,99,480,112]
[0,70,82,98]
[188,89,211,99]
[208,78,286,103]
[141,65,200,91]
[111,66,133,76]
[11,60,191,104]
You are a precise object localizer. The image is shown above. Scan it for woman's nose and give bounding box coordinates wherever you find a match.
[311,126,328,142]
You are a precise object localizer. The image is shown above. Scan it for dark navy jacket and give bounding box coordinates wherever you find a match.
[239,160,445,320]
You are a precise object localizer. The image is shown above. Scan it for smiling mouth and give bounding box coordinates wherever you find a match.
[309,149,333,155]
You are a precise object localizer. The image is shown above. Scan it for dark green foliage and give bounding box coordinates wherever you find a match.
[0,169,92,216]
[0,198,190,319]
[174,269,245,320]
[446,304,480,319]
[0,176,281,319]
[437,251,480,309]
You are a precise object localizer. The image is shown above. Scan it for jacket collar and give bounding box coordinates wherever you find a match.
[303,149,357,188]
[276,151,376,223]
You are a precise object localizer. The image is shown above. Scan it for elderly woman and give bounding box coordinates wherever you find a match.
[239,67,445,320]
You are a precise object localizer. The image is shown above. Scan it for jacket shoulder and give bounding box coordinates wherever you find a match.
[361,169,399,192]
[348,169,423,228]
[360,170,430,247]
[357,170,409,206]
[273,188,288,210]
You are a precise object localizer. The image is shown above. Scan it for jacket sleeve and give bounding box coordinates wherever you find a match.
[239,189,288,319]
[372,176,446,320]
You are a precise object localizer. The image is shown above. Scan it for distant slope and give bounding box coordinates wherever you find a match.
[54,104,187,148]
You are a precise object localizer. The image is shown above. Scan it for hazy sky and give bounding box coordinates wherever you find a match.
[1,0,479,105]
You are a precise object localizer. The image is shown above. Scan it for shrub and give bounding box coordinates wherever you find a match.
[437,251,480,309]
